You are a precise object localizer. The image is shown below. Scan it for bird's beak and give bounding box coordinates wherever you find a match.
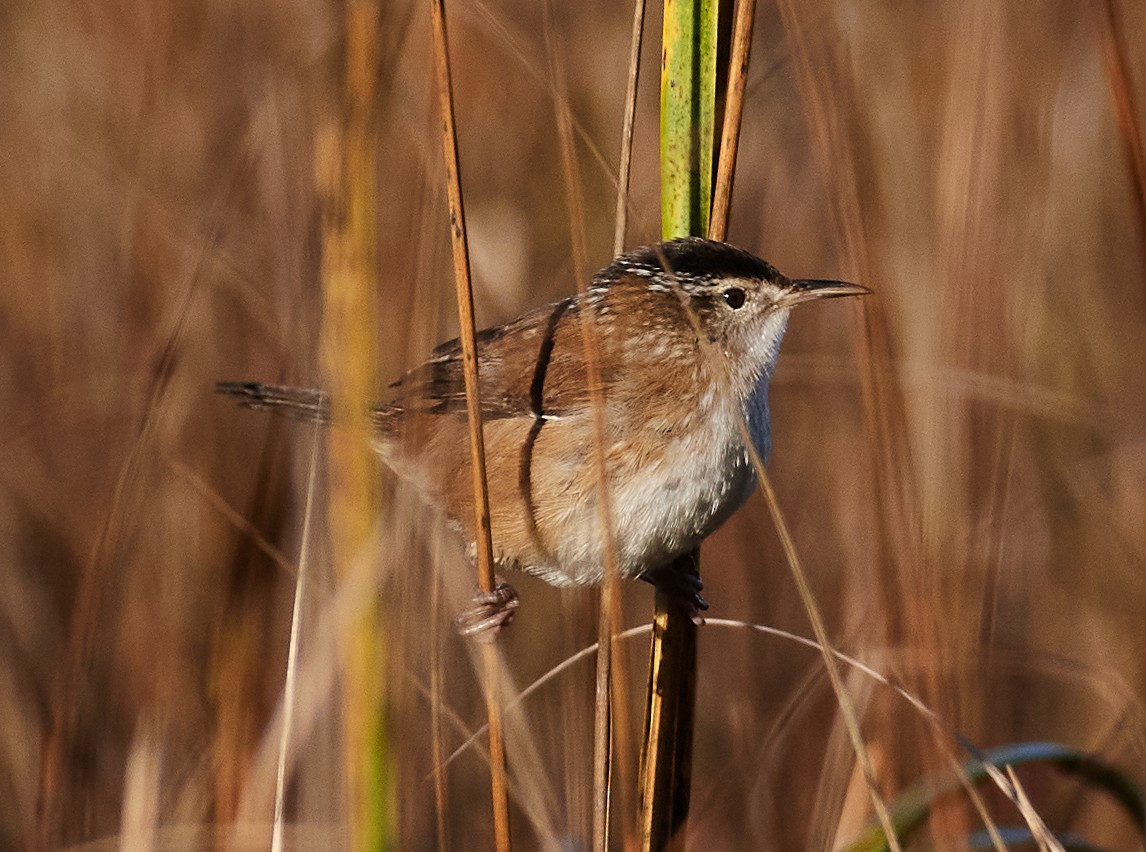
[778,278,871,307]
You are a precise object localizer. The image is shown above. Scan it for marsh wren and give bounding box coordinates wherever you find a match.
[221,238,867,630]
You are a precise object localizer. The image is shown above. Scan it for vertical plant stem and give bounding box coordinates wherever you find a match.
[596,3,647,847]
[318,0,391,846]
[640,0,716,849]
[271,420,323,852]
[427,0,511,848]
[614,0,648,256]
[1090,0,1146,271]
[709,0,757,242]
[542,3,628,848]
[639,564,701,852]
[751,464,900,850]
[660,0,717,240]
[430,566,449,851]
[771,2,923,843]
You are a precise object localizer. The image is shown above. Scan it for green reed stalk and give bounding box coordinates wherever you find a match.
[318,1,392,847]
[639,1,717,849]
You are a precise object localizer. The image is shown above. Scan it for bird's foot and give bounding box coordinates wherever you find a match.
[454,580,520,641]
[641,566,708,625]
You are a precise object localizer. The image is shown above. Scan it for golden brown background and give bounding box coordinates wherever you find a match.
[2,0,1145,848]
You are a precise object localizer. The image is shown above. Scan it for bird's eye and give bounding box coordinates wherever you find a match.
[722,287,746,309]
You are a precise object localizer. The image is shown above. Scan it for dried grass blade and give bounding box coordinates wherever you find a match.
[613,0,647,256]
[709,0,757,241]
[1090,0,1146,269]
[541,2,629,846]
[271,418,322,852]
[751,457,900,850]
[427,0,511,847]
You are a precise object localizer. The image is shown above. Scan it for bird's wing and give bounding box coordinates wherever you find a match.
[374,297,614,432]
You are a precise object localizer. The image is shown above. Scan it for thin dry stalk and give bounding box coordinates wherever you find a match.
[271,418,322,852]
[968,762,1064,852]
[772,3,938,839]
[613,0,648,256]
[592,586,618,852]
[438,616,1011,850]
[948,756,1008,852]
[443,619,964,771]
[36,134,248,851]
[119,721,162,852]
[606,4,647,847]
[658,259,900,846]
[166,457,296,579]
[427,0,511,847]
[751,465,900,849]
[471,0,625,200]
[1090,0,1146,268]
[772,0,924,648]
[708,0,757,242]
[542,3,627,847]
[429,563,449,851]
[638,577,699,852]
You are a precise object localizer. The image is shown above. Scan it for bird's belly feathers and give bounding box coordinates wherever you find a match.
[376,377,772,589]
[519,391,765,587]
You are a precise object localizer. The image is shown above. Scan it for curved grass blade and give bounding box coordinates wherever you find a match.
[845,741,1146,851]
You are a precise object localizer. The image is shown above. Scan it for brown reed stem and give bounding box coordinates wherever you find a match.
[750,464,899,849]
[638,564,699,852]
[1090,0,1146,272]
[428,0,511,848]
[429,568,449,852]
[613,0,647,256]
[542,2,629,847]
[708,0,756,242]
[270,417,323,852]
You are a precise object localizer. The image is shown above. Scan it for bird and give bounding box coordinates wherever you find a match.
[219,237,868,633]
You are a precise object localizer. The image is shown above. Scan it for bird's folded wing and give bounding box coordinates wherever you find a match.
[374,297,624,430]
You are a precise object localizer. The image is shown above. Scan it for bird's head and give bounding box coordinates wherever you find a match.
[597,237,869,390]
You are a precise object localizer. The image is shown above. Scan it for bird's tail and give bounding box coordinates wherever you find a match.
[216,381,331,423]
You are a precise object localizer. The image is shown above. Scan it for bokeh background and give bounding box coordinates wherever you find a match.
[2,0,1145,848]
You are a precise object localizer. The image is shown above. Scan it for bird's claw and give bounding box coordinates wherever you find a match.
[641,567,708,625]
[454,581,520,641]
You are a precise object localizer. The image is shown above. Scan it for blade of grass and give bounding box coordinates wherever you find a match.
[427,0,511,848]
[1089,0,1146,273]
[655,246,900,845]
[271,413,323,852]
[613,0,647,256]
[541,3,629,847]
[708,0,756,241]
[599,0,648,847]
[429,557,449,851]
[772,0,926,659]
[846,742,1146,850]
[751,465,900,847]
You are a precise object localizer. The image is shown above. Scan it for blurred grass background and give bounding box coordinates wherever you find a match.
[2,0,1145,848]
